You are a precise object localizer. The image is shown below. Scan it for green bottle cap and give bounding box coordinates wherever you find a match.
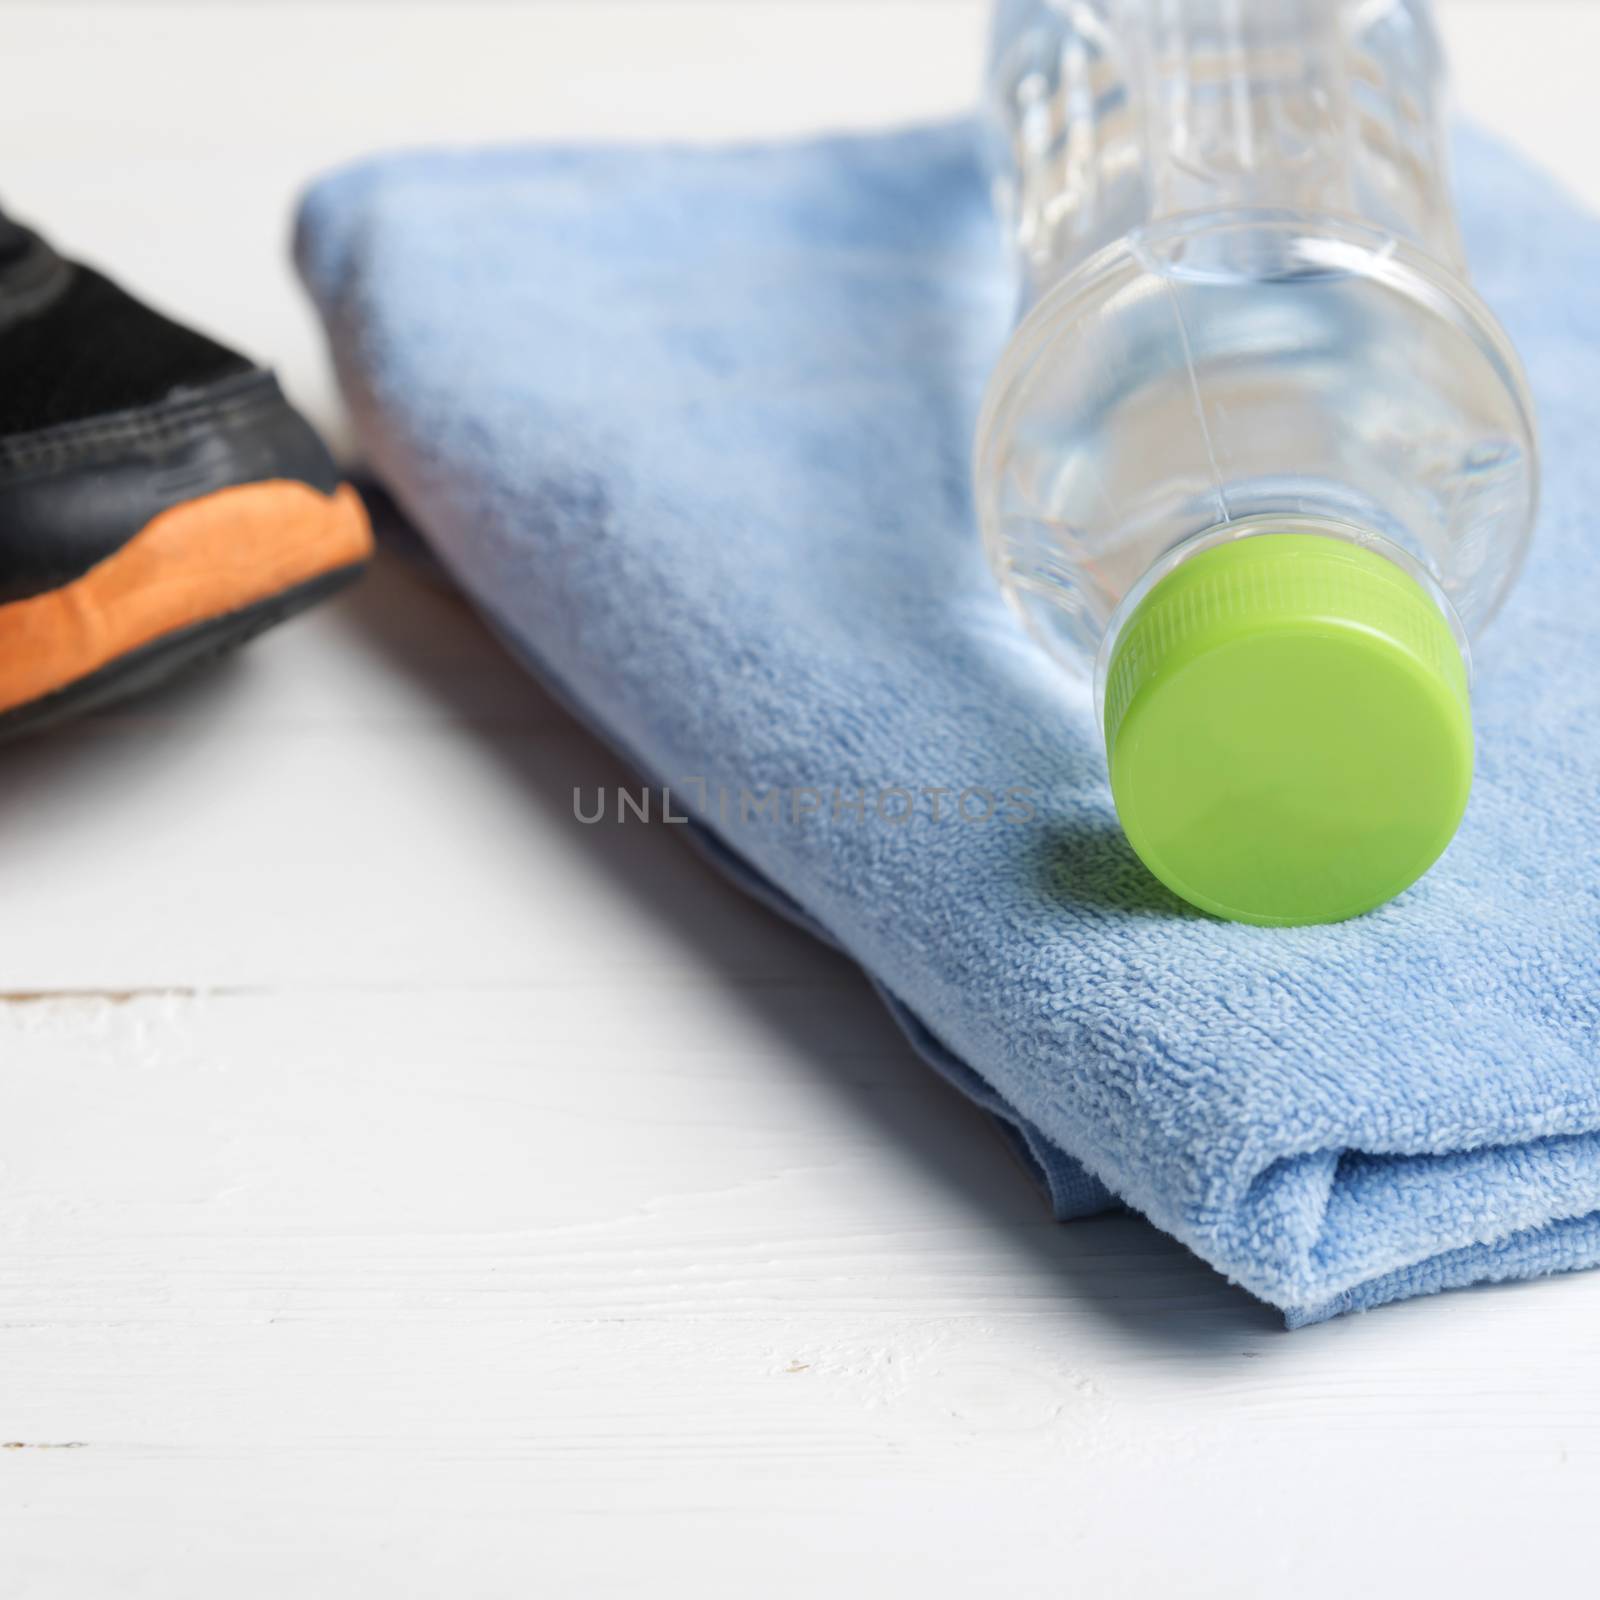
[1103,534,1473,926]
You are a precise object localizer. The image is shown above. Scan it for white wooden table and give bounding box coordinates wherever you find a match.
[3,5,1597,1594]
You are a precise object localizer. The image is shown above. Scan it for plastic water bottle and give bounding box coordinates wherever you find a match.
[976,0,1538,925]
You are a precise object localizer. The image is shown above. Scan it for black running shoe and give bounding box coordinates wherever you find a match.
[0,210,372,737]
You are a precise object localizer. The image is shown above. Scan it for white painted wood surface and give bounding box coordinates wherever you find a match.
[2,5,1598,1594]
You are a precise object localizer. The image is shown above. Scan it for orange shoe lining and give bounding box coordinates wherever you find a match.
[0,480,373,715]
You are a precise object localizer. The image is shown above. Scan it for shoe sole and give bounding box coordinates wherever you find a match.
[0,478,372,737]
[0,562,367,740]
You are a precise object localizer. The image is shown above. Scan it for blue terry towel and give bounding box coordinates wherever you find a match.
[297,121,1600,1326]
